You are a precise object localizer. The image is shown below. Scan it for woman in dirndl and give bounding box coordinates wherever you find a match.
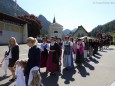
[57,38,62,65]
[69,37,74,68]
[63,36,73,70]
[40,37,49,70]
[89,39,94,59]
[75,39,84,66]
[46,37,60,75]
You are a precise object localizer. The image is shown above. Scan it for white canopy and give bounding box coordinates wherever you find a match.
[80,36,95,39]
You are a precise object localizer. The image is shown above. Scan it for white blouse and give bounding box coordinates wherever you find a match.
[40,43,50,51]
[7,50,12,59]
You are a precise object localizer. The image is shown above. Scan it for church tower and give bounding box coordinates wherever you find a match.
[53,16,56,23]
[48,16,63,39]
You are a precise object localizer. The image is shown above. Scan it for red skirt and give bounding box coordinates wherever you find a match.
[46,51,58,73]
[40,52,48,68]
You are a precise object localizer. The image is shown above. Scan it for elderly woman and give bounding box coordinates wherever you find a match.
[8,37,19,82]
[24,37,41,86]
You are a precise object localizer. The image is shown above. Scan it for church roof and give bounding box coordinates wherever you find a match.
[50,22,63,27]
[50,16,63,27]
[73,25,89,35]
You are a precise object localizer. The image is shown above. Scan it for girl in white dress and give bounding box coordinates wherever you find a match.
[1,51,9,76]
[15,60,26,86]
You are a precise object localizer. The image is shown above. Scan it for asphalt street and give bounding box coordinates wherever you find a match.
[0,44,115,86]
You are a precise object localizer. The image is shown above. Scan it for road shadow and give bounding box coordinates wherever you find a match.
[90,58,99,64]
[99,50,107,52]
[0,81,13,86]
[93,55,101,59]
[83,62,95,70]
[96,52,102,56]
[76,66,90,77]
[108,48,115,50]
[0,75,11,81]
[61,68,76,84]
[41,72,59,86]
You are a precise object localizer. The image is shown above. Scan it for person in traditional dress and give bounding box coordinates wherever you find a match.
[15,60,26,86]
[105,33,111,49]
[69,37,74,68]
[89,39,94,59]
[84,37,89,61]
[40,37,49,70]
[75,39,84,66]
[63,36,73,70]
[99,38,103,51]
[57,38,63,66]
[93,39,99,55]
[46,37,60,75]
[73,38,79,61]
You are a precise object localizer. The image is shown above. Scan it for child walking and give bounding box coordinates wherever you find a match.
[15,60,26,86]
[1,51,9,76]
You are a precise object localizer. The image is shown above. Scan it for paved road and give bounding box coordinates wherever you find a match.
[0,44,115,86]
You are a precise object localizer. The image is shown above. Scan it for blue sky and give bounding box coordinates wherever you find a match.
[17,0,115,32]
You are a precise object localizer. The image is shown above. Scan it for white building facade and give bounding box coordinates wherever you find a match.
[48,17,63,39]
[0,13,28,44]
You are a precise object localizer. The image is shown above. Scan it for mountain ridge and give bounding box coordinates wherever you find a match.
[0,0,28,16]
[90,19,115,37]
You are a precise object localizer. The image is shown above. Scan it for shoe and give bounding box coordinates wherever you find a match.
[9,78,15,82]
[3,74,7,77]
[65,67,70,70]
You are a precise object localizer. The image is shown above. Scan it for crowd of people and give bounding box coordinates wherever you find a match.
[96,32,113,51]
[0,34,112,86]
